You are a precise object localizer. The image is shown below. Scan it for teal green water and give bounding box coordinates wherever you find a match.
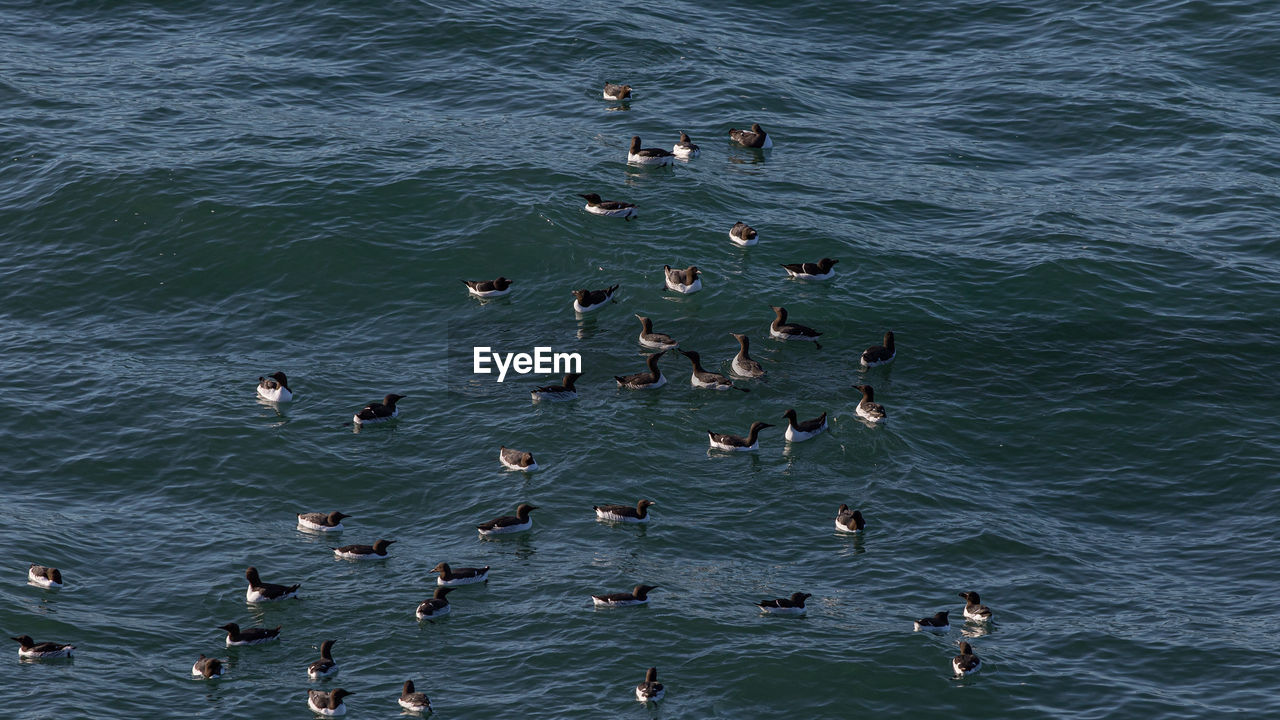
[3,1,1279,717]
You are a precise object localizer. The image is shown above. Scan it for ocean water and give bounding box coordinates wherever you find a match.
[2,1,1279,717]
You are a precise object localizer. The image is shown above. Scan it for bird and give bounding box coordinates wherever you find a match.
[307,688,354,716]
[352,394,404,425]
[729,221,758,246]
[297,511,351,532]
[416,586,455,620]
[663,264,702,294]
[27,564,62,588]
[332,538,396,560]
[580,193,636,219]
[756,591,811,615]
[531,372,581,401]
[635,666,665,702]
[672,131,700,159]
[218,622,280,646]
[729,122,773,148]
[257,372,292,402]
[462,277,513,298]
[782,409,827,441]
[959,591,993,622]
[11,635,74,659]
[835,504,865,533]
[603,82,632,101]
[914,611,950,632]
[399,679,432,713]
[592,584,659,607]
[431,561,490,586]
[635,314,678,350]
[852,384,887,423]
[769,306,822,346]
[499,446,538,471]
[861,331,896,367]
[707,421,773,451]
[679,349,747,391]
[477,503,537,536]
[593,499,655,524]
[781,258,838,280]
[615,350,666,389]
[729,333,764,378]
[245,566,300,602]
[307,639,338,679]
[628,136,674,166]
[191,654,224,678]
[952,642,982,676]
[572,284,620,312]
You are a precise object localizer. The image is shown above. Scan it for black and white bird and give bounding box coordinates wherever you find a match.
[572,284,620,312]
[952,642,982,676]
[307,688,354,717]
[592,584,659,607]
[297,511,350,533]
[852,384,887,423]
[27,564,62,589]
[531,372,582,402]
[580,193,637,219]
[332,539,396,560]
[603,82,632,101]
[499,446,538,472]
[729,333,764,378]
[477,503,537,536]
[12,635,74,659]
[861,331,896,367]
[462,277,513,298]
[307,639,338,679]
[729,221,759,246]
[769,306,822,346]
[352,394,404,425]
[416,586,455,620]
[628,136,674,166]
[615,350,666,389]
[782,409,827,442]
[593,499,655,524]
[399,679,432,713]
[257,372,293,402]
[959,591,993,622]
[219,622,280,646]
[756,591,811,615]
[663,264,702,294]
[635,667,665,702]
[781,258,838,280]
[191,654,224,678]
[835,504,865,533]
[914,611,950,632]
[432,561,490,586]
[672,131,700,159]
[680,349,746,391]
[245,566,300,602]
[707,421,773,451]
[729,122,773,148]
[635,314,678,350]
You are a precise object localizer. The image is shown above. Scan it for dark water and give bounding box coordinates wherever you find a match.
[2,1,1278,717]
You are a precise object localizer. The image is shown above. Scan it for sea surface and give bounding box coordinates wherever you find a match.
[2,1,1279,718]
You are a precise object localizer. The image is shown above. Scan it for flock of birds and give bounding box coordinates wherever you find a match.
[12,81,994,715]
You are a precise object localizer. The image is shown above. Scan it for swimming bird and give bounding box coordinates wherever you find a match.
[852,384,887,423]
[27,564,62,588]
[416,586,455,620]
[431,561,490,586]
[679,349,746,391]
[219,622,281,646]
[332,539,396,560]
[573,284,620,313]
[615,350,666,389]
[477,503,537,536]
[191,654,224,678]
[603,82,632,101]
[672,131,700,159]
[707,421,773,451]
[835,504,865,533]
[592,584,659,607]
[245,566,300,602]
[769,306,822,346]
[635,315,678,350]
[307,688,354,716]
[593,499,655,524]
[663,264,702,294]
[581,193,637,220]
[635,667,665,702]
[307,640,338,679]
[729,122,773,149]
[11,635,74,659]
[756,591,811,615]
[352,394,404,425]
[781,258,838,280]
[399,680,432,713]
[257,372,293,402]
[729,333,764,378]
[531,372,581,402]
[914,611,950,632]
[861,331,896,367]
[499,446,538,472]
[782,409,827,441]
[959,591,993,622]
[628,136,674,166]
[297,511,350,532]
[952,642,982,676]
[462,277,513,298]
[729,221,758,246]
